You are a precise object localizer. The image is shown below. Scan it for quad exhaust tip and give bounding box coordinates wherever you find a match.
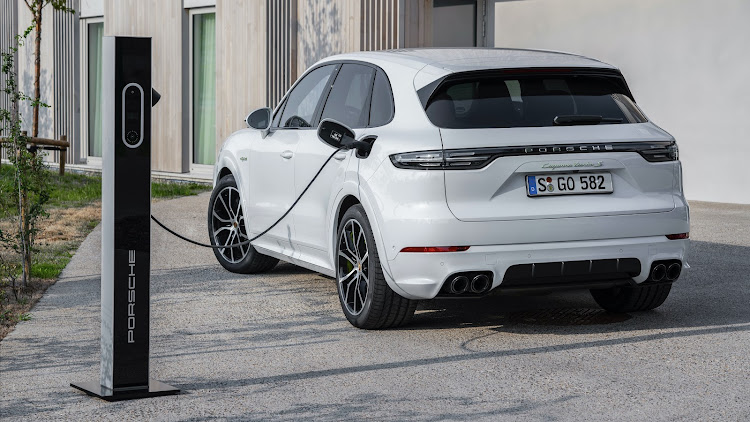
[666,263,682,281]
[470,274,491,294]
[651,264,667,282]
[444,272,493,296]
[448,276,470,294]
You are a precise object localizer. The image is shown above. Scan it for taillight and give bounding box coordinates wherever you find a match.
[390,141,679,170]
[639,143,678,162]
[390,150,493,170]
[390,151,443,168]
[400,246,470,252]
[666,233,689,240]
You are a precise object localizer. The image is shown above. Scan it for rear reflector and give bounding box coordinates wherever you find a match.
[400,246,470,253]
[666,233,689,240]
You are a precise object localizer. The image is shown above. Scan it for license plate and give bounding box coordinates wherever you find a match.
[527,173,613,196]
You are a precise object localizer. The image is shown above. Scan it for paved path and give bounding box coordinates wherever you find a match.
[1,194,748,421]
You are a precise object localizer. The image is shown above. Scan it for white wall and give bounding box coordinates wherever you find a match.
[490,0,750,204]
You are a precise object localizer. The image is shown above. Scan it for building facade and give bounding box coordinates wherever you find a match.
[1,0,747,203]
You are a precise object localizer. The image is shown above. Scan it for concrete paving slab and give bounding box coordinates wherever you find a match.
[1,194,749,420]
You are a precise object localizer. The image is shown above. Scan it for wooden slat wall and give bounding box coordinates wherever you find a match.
[0,0,17,161]
[52,1,79,164]
[215,0,266,152]
[360,0,398,51]
[399,0,432,48]
[266,0,296,109]
[104,0,185,173]
[297,0,361,77]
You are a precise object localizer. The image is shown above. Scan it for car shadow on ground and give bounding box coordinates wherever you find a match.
[402,240,750,334]
[170,240,750,335]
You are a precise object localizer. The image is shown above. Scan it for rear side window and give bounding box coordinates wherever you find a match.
[424,72,647,129]
[320,64,375,129]
[368,70,394,127]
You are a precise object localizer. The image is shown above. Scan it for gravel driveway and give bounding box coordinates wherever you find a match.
[1,193,748,421]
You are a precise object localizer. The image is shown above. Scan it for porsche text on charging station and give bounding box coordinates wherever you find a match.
[208,49,689,329]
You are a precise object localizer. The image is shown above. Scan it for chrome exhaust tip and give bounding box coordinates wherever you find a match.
[666,263,681,281]
[448,276,469,294]
[470,274,490,294]
[651,264,667,282]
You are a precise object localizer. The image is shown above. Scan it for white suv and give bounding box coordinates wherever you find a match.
[209,48,689,329]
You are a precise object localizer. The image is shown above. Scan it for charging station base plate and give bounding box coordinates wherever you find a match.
[71,380,179,402]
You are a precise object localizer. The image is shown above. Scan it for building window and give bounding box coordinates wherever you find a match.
[192,11,216,166]
[87,21,104,157]
[432,0,478,47]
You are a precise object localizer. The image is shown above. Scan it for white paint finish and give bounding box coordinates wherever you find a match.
[440,125,677,222]
[387,236,689,298]
[243,128,298,250]
[215,50,689,301]
[491,0,750,204]
[184,0,215,9]
[80,0,103,18]
[292,130,352,268]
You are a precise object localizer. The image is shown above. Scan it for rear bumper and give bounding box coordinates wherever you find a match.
[385,236,689,300]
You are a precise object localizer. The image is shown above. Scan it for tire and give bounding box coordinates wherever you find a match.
[590,283,672,313]
[336,205,418,329]
[207,174,278,274]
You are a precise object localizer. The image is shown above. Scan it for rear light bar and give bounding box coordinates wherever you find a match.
[666,233,689,240]
[390,141,679,170]
[400,246,470,253]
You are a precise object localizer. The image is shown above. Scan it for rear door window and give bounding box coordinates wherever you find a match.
[320,64,376,129]
[424,72,647,129]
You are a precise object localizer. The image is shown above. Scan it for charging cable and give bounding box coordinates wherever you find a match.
[151,148,341,249]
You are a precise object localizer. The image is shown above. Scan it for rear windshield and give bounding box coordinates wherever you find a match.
[424,72,647,129]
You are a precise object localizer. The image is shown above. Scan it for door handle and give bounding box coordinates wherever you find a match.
[280,150,294,159]
[333,152,347,161]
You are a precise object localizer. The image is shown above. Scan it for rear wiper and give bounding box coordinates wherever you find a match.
[553,115,623,126]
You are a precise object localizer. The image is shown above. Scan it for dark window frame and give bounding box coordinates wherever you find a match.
[318,63,376,130]
[273,63,340,130]
[271,60,396,131]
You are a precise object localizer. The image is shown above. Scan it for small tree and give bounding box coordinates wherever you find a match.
[0,1,74,291]
[24,0,74,138]
[0,29,50,292]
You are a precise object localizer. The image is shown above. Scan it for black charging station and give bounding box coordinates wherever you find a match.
[71,36,178,401]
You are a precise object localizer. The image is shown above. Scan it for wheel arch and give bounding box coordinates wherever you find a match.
[330,188,413,299]
[217,166,233,181]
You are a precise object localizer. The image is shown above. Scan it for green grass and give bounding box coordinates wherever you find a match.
[0,165,211,280]
[151,181,211,199]
[30,257,71,279]
[47,171,102,208]
[1,165,211,215]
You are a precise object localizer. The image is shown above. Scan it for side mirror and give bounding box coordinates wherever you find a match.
[317,119,355,149]
[246,107,272,139]
[246,107,272,129]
